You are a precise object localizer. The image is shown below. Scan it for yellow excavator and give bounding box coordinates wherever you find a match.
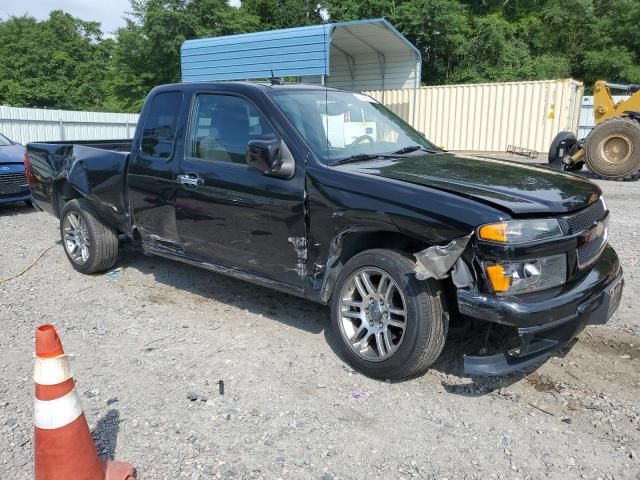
[549,80,640,180]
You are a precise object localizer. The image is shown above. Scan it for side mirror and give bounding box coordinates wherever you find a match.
[246,139,294,179]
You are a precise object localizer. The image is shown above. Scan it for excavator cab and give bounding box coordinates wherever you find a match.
[549,81,640,181]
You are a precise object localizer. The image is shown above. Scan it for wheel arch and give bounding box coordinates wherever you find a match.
[53,179,82,218]
[318,228,431,303]
[54,178,130,235]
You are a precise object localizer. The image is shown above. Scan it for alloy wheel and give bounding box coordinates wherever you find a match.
[338,267,408,362]
[63,212,90,264]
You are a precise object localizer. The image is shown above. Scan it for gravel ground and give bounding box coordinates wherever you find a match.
[1,165,639,479]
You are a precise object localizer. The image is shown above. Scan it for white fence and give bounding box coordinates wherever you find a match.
[365,79,584,153]
[0,106,139,145]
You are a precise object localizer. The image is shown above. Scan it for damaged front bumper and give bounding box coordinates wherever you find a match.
[458,245,623,376]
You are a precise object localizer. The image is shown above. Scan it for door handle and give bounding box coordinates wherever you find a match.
[177,173,203,187]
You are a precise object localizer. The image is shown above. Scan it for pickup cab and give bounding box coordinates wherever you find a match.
[26,82,624,379]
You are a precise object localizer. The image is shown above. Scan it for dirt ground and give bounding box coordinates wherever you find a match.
[1,162,639,479]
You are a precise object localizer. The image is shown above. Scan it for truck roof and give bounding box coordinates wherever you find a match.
[153,82,345,94]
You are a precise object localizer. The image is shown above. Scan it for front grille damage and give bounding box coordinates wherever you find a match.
[563,198,608,269]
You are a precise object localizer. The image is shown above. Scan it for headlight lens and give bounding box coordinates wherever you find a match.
[478,219,563,244]
[485,254,567,295]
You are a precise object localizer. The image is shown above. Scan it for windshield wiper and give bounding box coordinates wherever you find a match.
[391,145,439,155]
[331,145,440,166]
[331,153,394,166]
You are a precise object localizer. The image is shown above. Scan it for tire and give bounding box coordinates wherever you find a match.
[330,249,449,380]
[24,200,33,208]
[548,131,577,170]
[60,199,119,274]
[584,117,640,180]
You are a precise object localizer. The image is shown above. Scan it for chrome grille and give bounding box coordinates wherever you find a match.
[564,199,606,234]
[0,172,27,185]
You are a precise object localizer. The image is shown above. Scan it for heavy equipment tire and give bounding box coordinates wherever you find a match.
[330,249,449,380]
[60,199,119,274]
[584,117,640,180]
[548,131,577,170]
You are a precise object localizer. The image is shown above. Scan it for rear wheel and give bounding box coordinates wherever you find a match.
[60,199,119,274]
[330,249,449,380]
[584,117,640,180]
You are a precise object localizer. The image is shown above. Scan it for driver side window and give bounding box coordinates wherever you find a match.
[188,94,276,164]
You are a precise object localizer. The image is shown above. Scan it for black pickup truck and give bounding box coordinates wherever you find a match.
[26,82,623,379]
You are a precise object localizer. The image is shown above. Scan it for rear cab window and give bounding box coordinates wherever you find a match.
[141,91,183,159]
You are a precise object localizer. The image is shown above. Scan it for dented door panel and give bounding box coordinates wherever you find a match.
[175,159,306,286]
[173,86,308,287]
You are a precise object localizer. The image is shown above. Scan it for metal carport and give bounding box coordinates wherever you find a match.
[180,19,421,91]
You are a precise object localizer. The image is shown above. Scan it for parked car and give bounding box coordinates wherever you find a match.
[25,83,623,379]
[0,133,31,206]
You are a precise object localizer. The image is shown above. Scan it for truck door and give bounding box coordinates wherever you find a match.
[174,92,307,287]
[128,90,186,253]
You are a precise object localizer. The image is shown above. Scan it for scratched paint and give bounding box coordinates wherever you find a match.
[288,237,308,279]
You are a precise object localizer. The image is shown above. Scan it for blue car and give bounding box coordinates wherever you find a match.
[0,133,31,205]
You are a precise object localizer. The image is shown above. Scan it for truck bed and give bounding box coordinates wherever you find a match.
[27,139,133,232]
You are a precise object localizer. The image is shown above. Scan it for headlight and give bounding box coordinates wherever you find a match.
[485,254,567,295]
[478,219,563,244]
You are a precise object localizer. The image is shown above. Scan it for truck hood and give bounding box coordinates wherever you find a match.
[341,152,601,215]
[0,143,25,164]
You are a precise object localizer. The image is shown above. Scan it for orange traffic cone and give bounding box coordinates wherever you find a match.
[33,324,135,480]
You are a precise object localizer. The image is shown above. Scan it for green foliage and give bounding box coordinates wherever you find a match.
[0,11,112,110]
[106,0,262,111]
[241,0,325,29]
[0,0,638,112]
[394,0,471,82]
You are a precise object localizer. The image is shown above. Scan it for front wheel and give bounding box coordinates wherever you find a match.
[584,117,640,180]
[60,199,119,274]
[330,249,449,380]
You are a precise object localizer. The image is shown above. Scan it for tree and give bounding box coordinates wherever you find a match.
[2,0,640,112]
[0,11,112,110]
[240,0,325,30]
[579,0,640,85]
[394,0,471,83]
[107,0,262,111]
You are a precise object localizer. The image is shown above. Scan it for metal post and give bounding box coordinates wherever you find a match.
[59,118,64,141]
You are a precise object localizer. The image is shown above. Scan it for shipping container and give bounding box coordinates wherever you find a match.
[365,79,584,153]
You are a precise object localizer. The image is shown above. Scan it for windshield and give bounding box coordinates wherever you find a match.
[269,90,439,164]
[0,133,12,146]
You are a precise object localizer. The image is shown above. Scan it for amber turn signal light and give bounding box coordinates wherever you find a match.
[485,264,511,293]
[478,223,508,242]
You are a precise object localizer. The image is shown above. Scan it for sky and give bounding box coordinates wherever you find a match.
[0,0,242,34]
[0,0,132,33]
